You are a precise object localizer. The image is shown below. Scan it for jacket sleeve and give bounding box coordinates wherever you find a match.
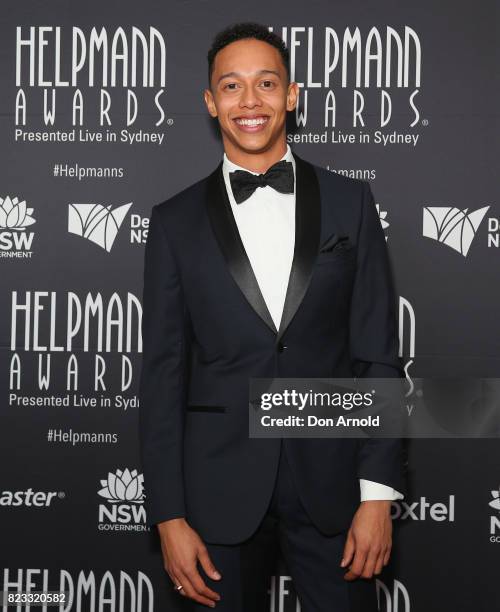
[349,180,407,496]
[139,204,189,528]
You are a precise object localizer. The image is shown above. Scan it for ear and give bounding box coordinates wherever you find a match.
[286,82,300,112]
[203,88,218,118]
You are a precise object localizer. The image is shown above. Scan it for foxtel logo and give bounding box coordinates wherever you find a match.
[391,495,455,521]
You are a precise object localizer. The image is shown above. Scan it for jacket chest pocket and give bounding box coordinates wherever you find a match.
[315,243,356,266]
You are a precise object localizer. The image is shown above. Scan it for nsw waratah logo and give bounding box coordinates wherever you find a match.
[376,203,389,241]
[98,468,144,504]
[68,202,132,252]
[0,195,36,229]
[0,195,37,253]
[422,205,490,256]
[489,489,500,511]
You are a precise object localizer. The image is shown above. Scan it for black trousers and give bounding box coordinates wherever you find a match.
[186,440,377,611]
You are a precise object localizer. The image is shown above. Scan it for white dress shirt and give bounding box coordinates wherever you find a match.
[222,144,403,503]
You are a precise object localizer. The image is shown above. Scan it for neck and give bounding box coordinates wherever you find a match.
[223,138,288,174]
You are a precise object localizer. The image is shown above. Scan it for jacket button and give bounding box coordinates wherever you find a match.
[277,342,287,353]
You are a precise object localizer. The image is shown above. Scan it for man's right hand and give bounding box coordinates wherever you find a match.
[157,518,222,608]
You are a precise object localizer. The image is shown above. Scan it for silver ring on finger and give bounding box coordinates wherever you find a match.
[173,584,184,593]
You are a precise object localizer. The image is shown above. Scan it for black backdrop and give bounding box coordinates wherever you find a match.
[1,1,498,610]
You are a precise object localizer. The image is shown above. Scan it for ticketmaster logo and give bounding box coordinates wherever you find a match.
[422,205,490,256]
[0,488,64,507]
[68,202,132,251]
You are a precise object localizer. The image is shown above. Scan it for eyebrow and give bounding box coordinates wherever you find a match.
[216,69,281,85]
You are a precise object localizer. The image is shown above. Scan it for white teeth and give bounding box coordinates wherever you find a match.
[236,117,268,126]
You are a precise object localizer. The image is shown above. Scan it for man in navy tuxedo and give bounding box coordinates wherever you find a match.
[139,21,406,611]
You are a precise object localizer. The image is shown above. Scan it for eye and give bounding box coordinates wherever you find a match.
[223,82,238,90]
[260,80,275,88]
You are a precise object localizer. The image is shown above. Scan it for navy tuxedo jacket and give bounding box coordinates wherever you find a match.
[139,151,406,544]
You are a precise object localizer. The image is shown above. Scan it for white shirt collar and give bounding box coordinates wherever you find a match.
[222,143,296,203]
[222,143,295,176]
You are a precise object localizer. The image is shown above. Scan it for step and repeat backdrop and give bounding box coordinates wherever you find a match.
[1,0,498,610]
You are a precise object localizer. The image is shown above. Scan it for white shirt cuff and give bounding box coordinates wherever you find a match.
[359,479,404,501]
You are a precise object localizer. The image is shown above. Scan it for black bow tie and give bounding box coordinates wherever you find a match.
[229,159,294,204]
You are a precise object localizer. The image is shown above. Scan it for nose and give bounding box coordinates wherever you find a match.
[239,84,262,109]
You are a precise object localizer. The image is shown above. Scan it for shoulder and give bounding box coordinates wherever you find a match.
[153,171,208,220]
[308,159,367,200]
[302,157,370,226]
[152,164,220,225]
[298,156,376,236]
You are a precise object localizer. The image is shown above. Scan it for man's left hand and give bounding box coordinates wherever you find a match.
[341,500,392,581]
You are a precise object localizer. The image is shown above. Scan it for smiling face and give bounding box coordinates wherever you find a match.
[204,38,299,171]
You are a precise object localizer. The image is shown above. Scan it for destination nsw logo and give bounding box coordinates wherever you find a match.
[422,205,499,257]
[97,467,147,530]
[68,202,132,252]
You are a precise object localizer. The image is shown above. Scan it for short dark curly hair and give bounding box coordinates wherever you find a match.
[207,22,290,88]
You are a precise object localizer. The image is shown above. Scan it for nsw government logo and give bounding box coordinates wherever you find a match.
[97,467,147,531]
[68,201,132,252]
[489,487,500,543]
[0,195,36,256]
[376,203,389,241]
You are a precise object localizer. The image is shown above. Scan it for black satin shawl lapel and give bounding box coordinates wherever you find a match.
[204,153,321,343]
[205,162,278,335]
[276,152,321,343]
